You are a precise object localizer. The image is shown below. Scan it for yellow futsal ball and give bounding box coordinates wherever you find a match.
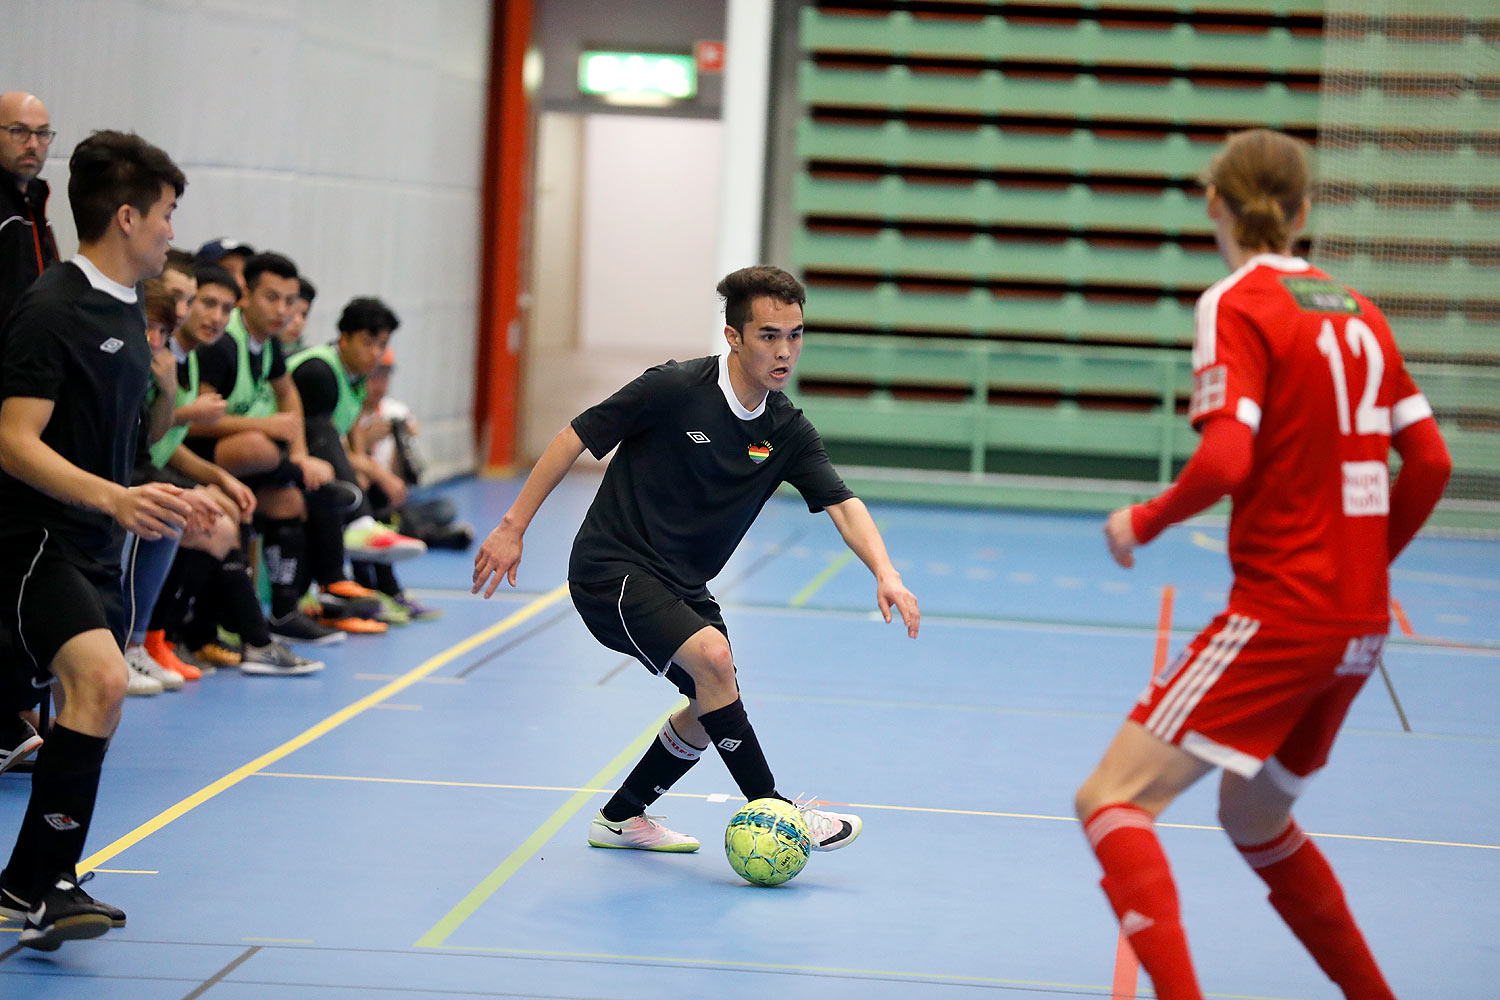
[724,798,811,887]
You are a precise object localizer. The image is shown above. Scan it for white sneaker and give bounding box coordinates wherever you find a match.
[799,803,862,851]
[124,645,182,692]
[587,811,700,852]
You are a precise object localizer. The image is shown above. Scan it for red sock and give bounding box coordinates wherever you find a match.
[1084,804,1203,1000]
[1237,820,1395,1000]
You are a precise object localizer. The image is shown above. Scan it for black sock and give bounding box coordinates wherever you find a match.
[4,724,108,900]
[217,552,272,647]
[351,560,399,596]
[601,719,706,822]
[304,504,348,589]
[697,698,777,802]
[259,516,307,618]
[351,560,377,591]
[179,574,223,649]
[148,548,219,632]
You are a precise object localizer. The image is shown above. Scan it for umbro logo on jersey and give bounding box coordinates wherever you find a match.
[1119,909,1155,936]
[98,337,125,354]
[717,738,742,752]
[686,431,711,444]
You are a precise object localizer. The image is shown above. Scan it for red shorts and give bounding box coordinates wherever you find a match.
[1129,611,1385,792]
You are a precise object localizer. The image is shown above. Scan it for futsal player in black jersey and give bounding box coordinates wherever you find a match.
[0,131,205,950]
[474,266,920,853]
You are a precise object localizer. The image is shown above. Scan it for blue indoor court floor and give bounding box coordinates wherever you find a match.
[2,474,1497,999]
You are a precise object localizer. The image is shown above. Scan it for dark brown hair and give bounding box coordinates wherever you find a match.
[717,266,806,333]
[164,247,196,278]
[68,130,186,243]
[1201,128,1311,253]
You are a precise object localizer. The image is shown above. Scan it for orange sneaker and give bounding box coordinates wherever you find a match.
[145,630,202,681]
[192,642,242,668]
[317,616,388,635]
[324,580,378,600]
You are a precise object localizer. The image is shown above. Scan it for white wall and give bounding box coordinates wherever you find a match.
[577,114,723,353]
[2,0,490,479]
[522,111,725,465]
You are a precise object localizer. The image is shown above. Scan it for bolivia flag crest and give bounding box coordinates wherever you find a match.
[748,441,772,464]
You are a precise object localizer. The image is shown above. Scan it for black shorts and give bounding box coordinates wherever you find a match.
[0,527,128,699]
[569,572,729,700]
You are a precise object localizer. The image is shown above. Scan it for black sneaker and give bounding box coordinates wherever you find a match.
[15,873,118,950]
[317,592,383,620]
[0,871,125,928]
[0,715,42,777]
[268,611,347,646]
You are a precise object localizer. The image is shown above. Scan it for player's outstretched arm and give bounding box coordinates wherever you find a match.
[472,424,587,597]
[825,496,920,638]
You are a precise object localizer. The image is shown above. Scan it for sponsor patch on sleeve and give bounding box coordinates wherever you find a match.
[1190,364,1228,420]
[1281,277,1362,314]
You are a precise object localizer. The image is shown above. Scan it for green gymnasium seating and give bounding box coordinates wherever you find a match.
[787,1,1500,525]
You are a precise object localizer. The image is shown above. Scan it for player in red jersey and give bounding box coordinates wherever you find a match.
[1073,129,1453,999]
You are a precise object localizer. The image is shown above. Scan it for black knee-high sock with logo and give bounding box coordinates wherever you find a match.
[259,516,308,618]
[697,698,777,802]
[217,550,273,647]
[3,724,108,901]
[601,719,706,822]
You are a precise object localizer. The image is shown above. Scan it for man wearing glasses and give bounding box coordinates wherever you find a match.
[0,92,59,323]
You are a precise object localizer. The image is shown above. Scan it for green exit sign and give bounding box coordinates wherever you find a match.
[578,51,697,103]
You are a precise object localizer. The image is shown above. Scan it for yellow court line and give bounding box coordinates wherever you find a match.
[414,703,683,949]
[789,550,855,607]
[77,584,571,875]
[254,770,1500,853]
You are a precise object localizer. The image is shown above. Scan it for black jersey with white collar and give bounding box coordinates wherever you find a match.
[0,261,149,562]
[569,354,853,599]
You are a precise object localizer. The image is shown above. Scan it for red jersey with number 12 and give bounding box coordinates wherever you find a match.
[1188,254,1432,634]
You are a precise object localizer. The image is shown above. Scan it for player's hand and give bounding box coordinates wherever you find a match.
[472,522,523,597]
[876,573,920,639]
[150,347,177,395]
[177,391,228,425]
[363,418,392,443]
[1104,506,1138,569]
[183,486,228,535]
[112,482,193,540]
[295,454,335,491]
[214,471,257,521]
